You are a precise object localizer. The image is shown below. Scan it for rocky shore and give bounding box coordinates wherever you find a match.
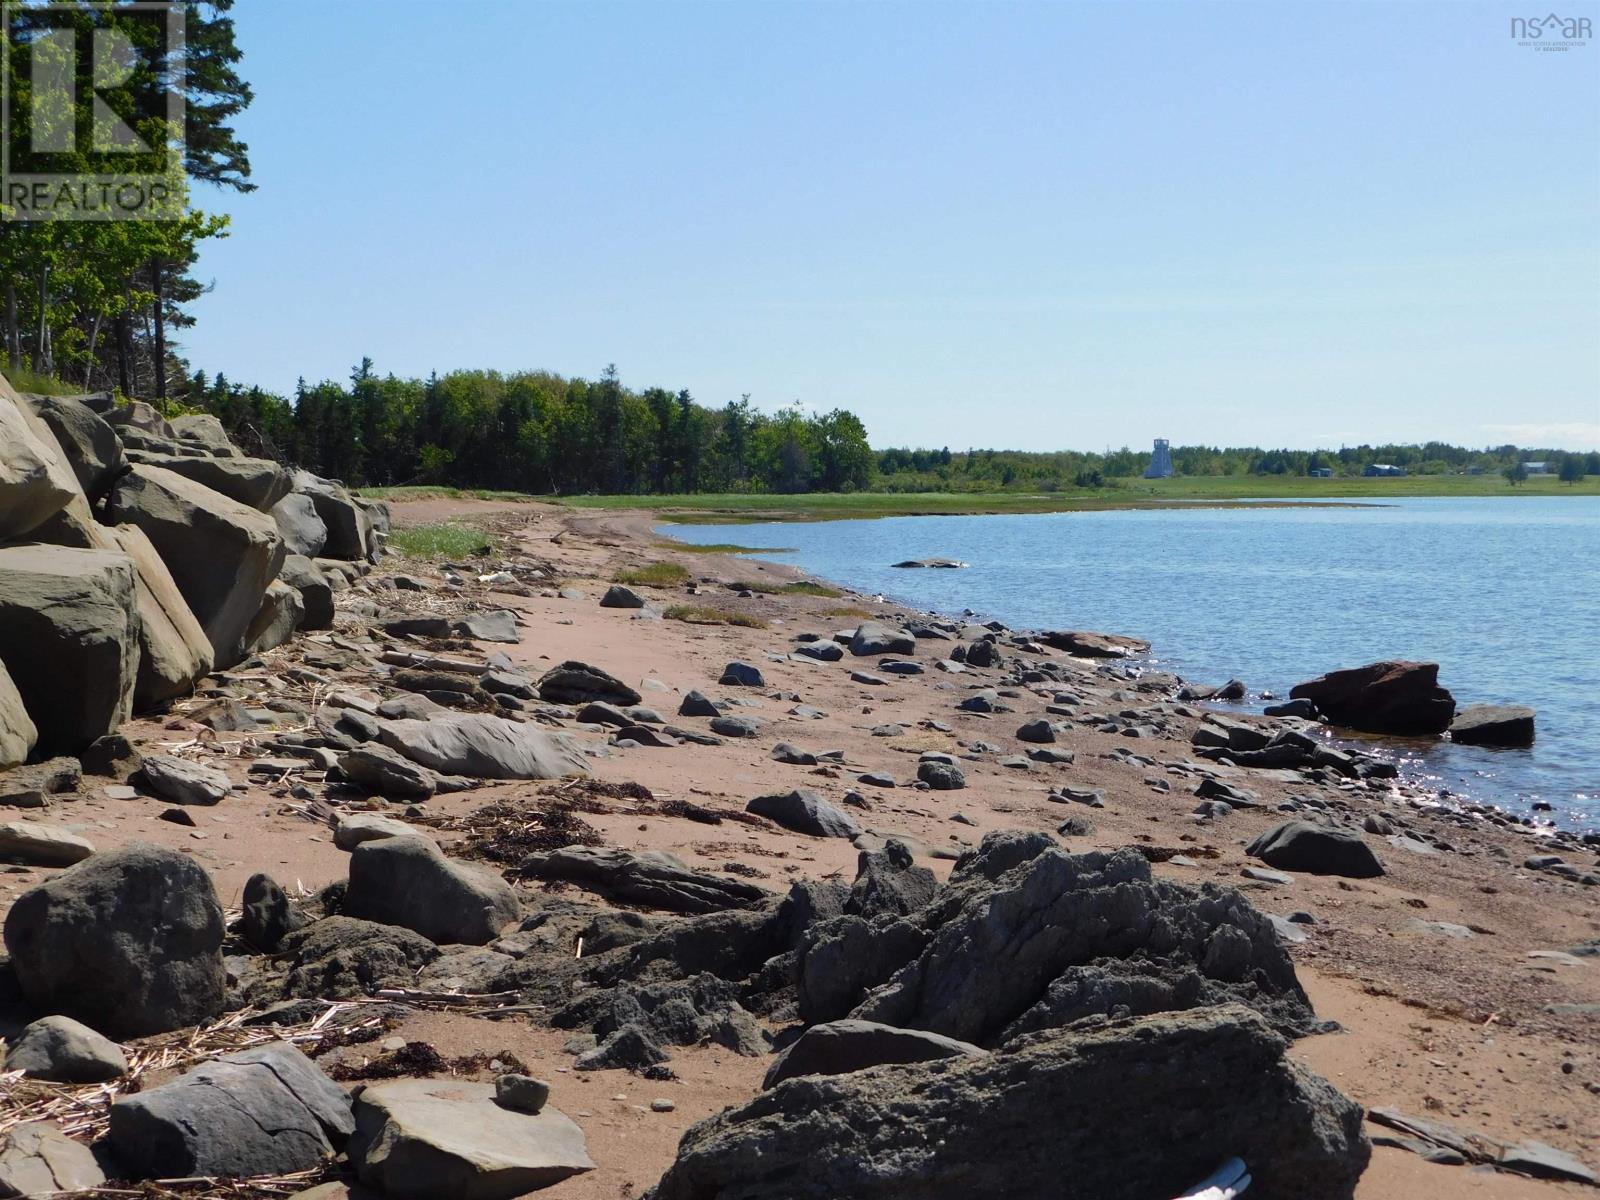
[0,384,1596,1200]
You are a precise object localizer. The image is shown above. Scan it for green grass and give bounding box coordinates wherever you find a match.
[733,579,844,598]
[664,604,768,628]
[387,522,496,558]
[822,605,876,619]
[614,561,691,587]
[1,361,86,396]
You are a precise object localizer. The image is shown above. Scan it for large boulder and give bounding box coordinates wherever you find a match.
[763,1018,986,1088]
[0,821,95,866]
[1246,821,1385,879]
[278,916,440,1000]
[0,660,37,770]
[5,1014,128,1082]
[379,713,591,780]
[107,1042,353,1178]
[348,1077,594,1199]
[0,545,139,756]
[850,621,916,657]
[2,844,226,1037]
[24,392,127,502]
[344,835,520,945]
[294,471,372,560]
[747,789,863,839]
[1449,704,1536,747]
[124,451,292,510]
[270,492,329,558]
[645,1005,1368,1200]
[536,660,641,706]
[107,464,286,667]
[96,523,214,707]
[0,379,77,540]
[168,412,240,457]
[279,554,334,629]
[1289,661,1455,736]
[338,743,438,799]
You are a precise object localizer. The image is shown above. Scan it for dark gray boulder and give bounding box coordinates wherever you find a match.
[917,760,966,790]
[537,660,642,706]
[710,715,763,738]
[763,1018,986,1088]
[719,661,765,687]
[602,584,648,608]
[850,621,915,657]
[107,1041,353,1178]
[1016,719,1054,743]
[678,690,724,717]
[1449,704,1535,747]
[124,451,291,511]
[278,916,440,999]
[1289,660,1455,736]
[5,1014,128,1082]
[795,641,843,662]
[279,554,334,629]
[240,872,310,951]
[3,844,226,1037]
[645,1004,1368,1200]
[848,839,937,917]
[270,493,330,558]
[1246,821,1385,879]
[747,789,863,839]
[378,714,590,780]
[345,836,520,944]
[338,743,438,799]
[293,471,373,560]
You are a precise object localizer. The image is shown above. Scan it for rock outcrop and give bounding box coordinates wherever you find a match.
[0,380,78,541]
[0,660,37,770]
[1449,704,1535,747]
[1290,660,1455,736]
[344,835,521,944]
[379,713,590,780]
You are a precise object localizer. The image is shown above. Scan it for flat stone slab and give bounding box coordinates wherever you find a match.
[349,1077,594,1200]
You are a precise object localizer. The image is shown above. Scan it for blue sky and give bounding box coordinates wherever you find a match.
[184,1,1600,451]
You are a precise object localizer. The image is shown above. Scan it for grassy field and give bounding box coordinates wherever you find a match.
[364,477,1598,525]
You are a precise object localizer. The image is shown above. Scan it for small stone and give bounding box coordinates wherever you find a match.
[495,1073,551,1114]
[650,1098,676,1112]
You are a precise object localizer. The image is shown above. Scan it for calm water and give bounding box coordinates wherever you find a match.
[666,498,1600,829]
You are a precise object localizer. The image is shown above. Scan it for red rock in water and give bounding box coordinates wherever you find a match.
[1290,660,1455,736]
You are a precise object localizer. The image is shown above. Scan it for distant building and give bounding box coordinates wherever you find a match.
[1463,465,1483,475]
[1309,467,1334,478]
[1143,438,1174,479]
[1363,463,1407,477]
[1522,461,1549,475]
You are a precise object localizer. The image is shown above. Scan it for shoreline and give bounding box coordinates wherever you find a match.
[2,495,1595,1199]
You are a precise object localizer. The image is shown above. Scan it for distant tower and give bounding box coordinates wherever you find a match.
[1144,438,1173,479]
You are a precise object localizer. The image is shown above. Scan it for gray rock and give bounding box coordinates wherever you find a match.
[1264,697,1317,719]
[293,472,373,561]
[1247,821,1385,879]
[6,1014,127,1082]
[795,641,843,662]
[240,872,309,951]
[536,660,641,706]
[770,742,819,766]
[0,660,35,771]
[334,813,430,850]
[0,382,78,541]
[0,545,139,757]
[1289,660,1455,737]
[339,743,438,799]
[0,1121,107,1196]
[956,690,999,713]
[80,733,141,779]
[126,451,292,510]
[140,752,231,806]
[678,689,724,717]
[917,760,966,790]
[719,661,765,687]
[710,715,763,738]
[168,412,241,457]
[270,493,329,558]
[747,789,863,839]
[647,1005,1367,1200]
[763,1018,986,1088]
[379,713,590,780]
[494,1073,551,1114]
[1016,719,1055,743]
[349,1077,593,1200]
[107,464,287,668]
[455,609,520,643]
[3,844,226,1037]
[0,821,95,866]
[602,584,648,608]
[108,1041,354,1178]
[522,846,770,914]
[345,835,520,944]
[1037,629,1151,658]
[850,671,889,686]
[25,392,126,501]
[279,554,334,630]
[1449,704,1536,747]
[849,621,916,657]
[279,916,440,1000]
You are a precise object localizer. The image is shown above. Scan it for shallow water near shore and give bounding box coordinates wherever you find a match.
[666,496,1600,830]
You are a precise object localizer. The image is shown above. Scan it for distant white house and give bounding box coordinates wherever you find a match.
[1522,461,1549,475]
[1363,463,1406,477]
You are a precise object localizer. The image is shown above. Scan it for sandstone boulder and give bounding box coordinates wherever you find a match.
[270,492,329,557]
[344,835,520,944]
[2,843,226,1037]
[349,1077,594,1200]
[0,380,77,540]
[1449,704,1536,747]
[294,471,372,560]
[0,821,95,866]
[96,523,214,707]
[0,1122,107,1197]
[6,1014,128,1082]
[279,554,334,629]
[168,412,240,457]
[122,451,291,510]
[24,392,127,502]
[108,1042,353,1178]
[379,713,590,780]
[1038,629,1151,658]
[1289,660,1455,736]
[0,545,139,756]
[245,579,306,652]
[107,464,286,667]
[0,660,36,770]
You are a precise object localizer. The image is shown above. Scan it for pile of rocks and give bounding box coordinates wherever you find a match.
[0,379,387,769]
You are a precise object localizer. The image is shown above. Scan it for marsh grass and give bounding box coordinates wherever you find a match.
[733,579,844,598]
[615,561,692,587]
[387,522,496,558]
[665,604,768,629]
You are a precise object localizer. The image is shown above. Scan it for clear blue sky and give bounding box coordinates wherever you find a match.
[184,0,1600,452]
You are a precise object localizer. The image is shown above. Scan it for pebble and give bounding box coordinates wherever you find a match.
[651,1098,676,1112]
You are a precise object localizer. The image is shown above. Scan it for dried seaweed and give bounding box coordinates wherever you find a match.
[417,800,605,864]
[325,1040,530,1081]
